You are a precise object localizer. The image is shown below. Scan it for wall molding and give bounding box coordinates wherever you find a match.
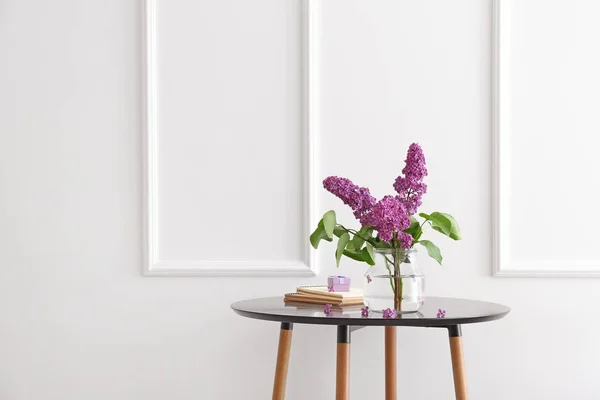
[492,0,600,277]
[142,0,319,276]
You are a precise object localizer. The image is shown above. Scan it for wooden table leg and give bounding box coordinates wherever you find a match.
[272,322,293,400]
[385,326,397,400]
[336,326,350,400]
[448,325,468,400]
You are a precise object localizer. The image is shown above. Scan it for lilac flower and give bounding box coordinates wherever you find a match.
[361,306,369,317]
[398,232,414,249]
[369,196,411,243]
[402,143,428,180]
[394,180,426,215]
[366,274,372,284]
[323,176,376,225]
[437,309,446,318]
[394,143,428,215]
[383,308,398,319]
[327,285,334,293]
[324,304,332,315]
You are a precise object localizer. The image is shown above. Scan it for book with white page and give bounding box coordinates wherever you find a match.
[296,285,363,299]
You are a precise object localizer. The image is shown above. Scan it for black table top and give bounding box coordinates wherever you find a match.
[231,297,510,327]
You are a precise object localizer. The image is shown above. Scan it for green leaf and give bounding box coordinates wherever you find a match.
[441,213,461,240]
[431,225,461,240]
[333,226,346,238]
[428,211,461,240]
[309,220,332,249]
[345,241,356,251]
[431,226,445,236]
[403,219,421,239]
[428,212,452,236]
[418,212,431,220]
[352,226,374,250]
[417,240,443,265]
[343,249,364,262]
[335,232,350,267]
[323,210,336,239]
[360,243,376,266]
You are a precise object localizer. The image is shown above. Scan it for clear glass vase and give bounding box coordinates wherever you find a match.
[363,248,425,314]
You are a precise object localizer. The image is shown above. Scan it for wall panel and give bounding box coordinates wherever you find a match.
[493,0,600,276]
[143,0,318,276]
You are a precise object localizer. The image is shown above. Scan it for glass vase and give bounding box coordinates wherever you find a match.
[363,248,424,314]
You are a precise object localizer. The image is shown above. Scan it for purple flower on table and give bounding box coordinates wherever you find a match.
[324,304,332,315]
[393,143,428,216]
[361,306,369,317]
[323,176,376,225]
[366,274,372,284]
[383,308,398,319]
[327,284,334,292]
[437,309,446,318]
[369,196,411,244]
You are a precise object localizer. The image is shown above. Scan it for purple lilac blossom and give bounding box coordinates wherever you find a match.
[361,306,369,317]
[323,176,376,225]
[398,232,414,249]
[393,143,428,215]
[327,285,334,292]
[369,196,411,243]
[366,275,372,284]
[383,308,397,319]
[437,309,446,318]
[324,304,332,315]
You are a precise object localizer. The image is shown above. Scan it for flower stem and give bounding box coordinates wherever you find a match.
[393,252,403,312]
[383,256,396,293]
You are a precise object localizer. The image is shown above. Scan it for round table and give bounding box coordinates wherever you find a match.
[231,296,510,400]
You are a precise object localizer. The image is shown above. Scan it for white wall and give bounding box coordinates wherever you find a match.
[1,1,599,399]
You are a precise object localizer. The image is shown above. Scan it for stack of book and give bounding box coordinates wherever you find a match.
[284,285,364,307]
